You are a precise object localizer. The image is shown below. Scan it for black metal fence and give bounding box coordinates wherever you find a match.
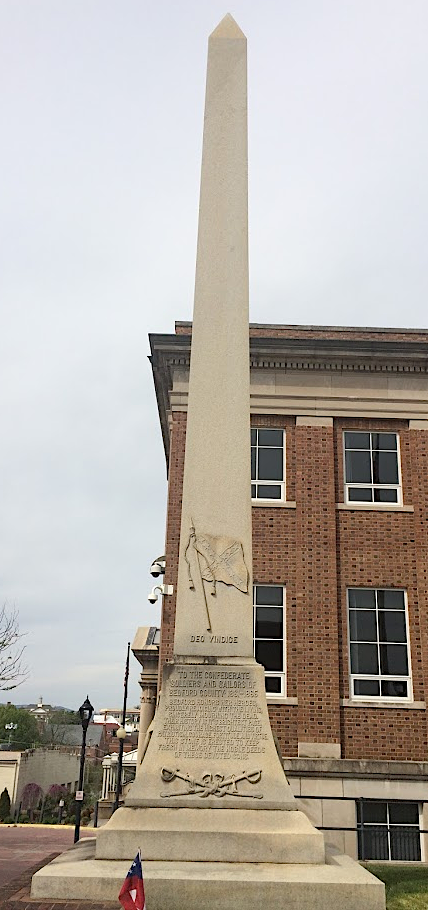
[357,825,421,862]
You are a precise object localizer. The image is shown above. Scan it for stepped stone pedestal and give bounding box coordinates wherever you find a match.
[32,661,385,908]
[32,839,385,910]
[94,807,324,864]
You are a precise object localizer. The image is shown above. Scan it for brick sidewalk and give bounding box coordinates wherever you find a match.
[0,826,95,894]
[0,853,118,909]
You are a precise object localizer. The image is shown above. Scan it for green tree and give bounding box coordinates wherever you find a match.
[86,763,103,802]
[0,704,40,751]
[21,782,43,810]
[0,787,11,821]
[48,709,80,725]
[39,785,68,824]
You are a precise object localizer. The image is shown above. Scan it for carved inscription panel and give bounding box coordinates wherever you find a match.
[157,667,269,761]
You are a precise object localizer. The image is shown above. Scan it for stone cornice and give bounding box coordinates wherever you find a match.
[250,336,428,372]
[149,331,428,464]
[151,332,428,371]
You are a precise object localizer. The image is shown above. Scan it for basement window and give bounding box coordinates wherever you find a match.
[357,800,421,861]
[253,585,285,696]
[251,429,285,501]
[344,431,402,505]
[348,588,411,700]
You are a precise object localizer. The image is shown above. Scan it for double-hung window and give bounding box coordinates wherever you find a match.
[348,588,411,700]
[357,800,421,861]
[344,431,401,504]
[253,585,285,696]
[251,429,285,501]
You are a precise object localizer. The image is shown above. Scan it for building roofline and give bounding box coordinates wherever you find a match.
[175,321,428,336]
[150,325,428,465]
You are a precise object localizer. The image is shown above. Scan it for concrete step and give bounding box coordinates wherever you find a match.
[95,806,325,864]
[31,839,385,910]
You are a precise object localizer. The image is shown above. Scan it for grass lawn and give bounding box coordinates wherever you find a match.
[365,863,428,910]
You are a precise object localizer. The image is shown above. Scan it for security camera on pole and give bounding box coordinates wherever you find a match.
[150,556,166,578]
[147,583,173,605]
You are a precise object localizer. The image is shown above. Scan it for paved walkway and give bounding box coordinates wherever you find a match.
[0,853,116,909]
[0,824,94,893]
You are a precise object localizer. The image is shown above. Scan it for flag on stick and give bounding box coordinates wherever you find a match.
[118,850,145,910]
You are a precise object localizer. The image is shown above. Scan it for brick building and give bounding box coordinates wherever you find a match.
[149,320,428,863]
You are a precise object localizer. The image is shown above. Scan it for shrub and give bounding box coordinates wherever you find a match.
[0,788,11,821]
[47,784,67,800]
[21,782,43,811]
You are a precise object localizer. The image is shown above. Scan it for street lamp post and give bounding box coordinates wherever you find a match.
[112,725,127,813]
[74,695,93,844]
[112,641,130,814]
[4,723,18,748]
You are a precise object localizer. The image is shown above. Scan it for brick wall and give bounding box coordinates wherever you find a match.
[410,428,428,714]
[160,402,428,761]
[175,322,428,344]
[159,411,186,670]
[268,705,298,755]
[341,707,426,760]
[295,422,341,748]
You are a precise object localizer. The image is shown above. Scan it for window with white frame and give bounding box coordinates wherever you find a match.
[253,585,285,696]
[348,588,411,700]
[251,429,285,501]
[344,431,402,504]
[357,800,421,861]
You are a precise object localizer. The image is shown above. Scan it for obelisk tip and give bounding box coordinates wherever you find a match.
[209,13,246,40]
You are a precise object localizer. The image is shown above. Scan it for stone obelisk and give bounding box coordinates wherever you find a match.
[174,12,253,658]
[95,11,298,818]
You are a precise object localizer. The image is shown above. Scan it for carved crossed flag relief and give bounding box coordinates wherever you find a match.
[185,522,249,596]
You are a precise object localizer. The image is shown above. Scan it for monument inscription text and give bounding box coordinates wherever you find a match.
[158,667,268,760]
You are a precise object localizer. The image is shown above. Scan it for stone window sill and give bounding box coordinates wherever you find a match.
[336,503,414,513]
[341,699,425,710]
[252,500,297,509]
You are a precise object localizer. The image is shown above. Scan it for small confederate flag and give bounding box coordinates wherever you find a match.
[119,850,145,910]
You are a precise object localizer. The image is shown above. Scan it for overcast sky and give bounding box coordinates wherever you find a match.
[1,1,427,712]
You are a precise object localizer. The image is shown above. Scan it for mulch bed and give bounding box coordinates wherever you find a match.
[0,853,118,910]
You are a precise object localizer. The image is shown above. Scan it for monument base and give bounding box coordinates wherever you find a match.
[31,838,385,909]
[95,806,325,864]
[121,661,297,811]
[31,657,384,907]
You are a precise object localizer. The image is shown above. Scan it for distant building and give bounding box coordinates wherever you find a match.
[100,749,138,800]
[27,696,50,732]
[0,748,80,813]
[43,723,106,763]
[95,708,141,733]
[98,749,139,824]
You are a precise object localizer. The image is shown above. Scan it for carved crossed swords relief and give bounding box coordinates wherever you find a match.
[185,519,249,631]
[160,767,263,799]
